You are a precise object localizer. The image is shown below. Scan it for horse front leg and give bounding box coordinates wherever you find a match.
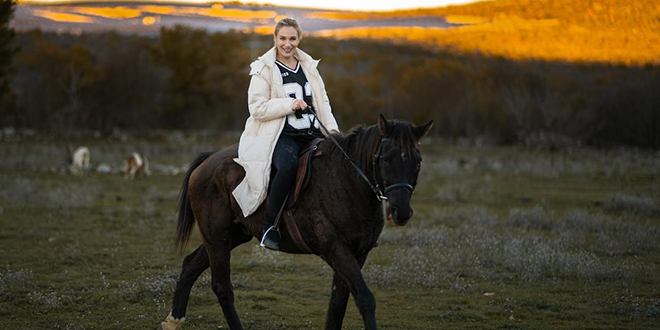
[162,244,209,330]
[325,274,350,330]
[325,253,368,330]
[324,247,377,330]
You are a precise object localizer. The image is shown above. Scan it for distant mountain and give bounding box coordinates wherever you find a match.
[11,1,459,36]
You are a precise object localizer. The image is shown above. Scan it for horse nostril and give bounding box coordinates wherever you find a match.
[397,207,413,225]
[388,206,397,220]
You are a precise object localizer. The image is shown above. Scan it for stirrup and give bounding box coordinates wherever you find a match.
[260,226,279,248]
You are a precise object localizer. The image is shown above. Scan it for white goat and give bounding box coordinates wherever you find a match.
[69,146,91,175]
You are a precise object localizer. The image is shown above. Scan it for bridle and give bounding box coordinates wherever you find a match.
[372,138,415,198]
[308,107,415,202]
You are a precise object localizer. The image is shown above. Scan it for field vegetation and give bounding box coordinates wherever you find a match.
[1,134,659,329]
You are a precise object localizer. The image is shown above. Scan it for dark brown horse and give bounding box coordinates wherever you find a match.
[160,115,433,330]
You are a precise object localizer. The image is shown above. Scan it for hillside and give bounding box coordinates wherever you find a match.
[12,0,658,64]
[315,0,660,65]
[11,1,455,36]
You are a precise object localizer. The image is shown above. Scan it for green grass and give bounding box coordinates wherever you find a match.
[1,136,659,329]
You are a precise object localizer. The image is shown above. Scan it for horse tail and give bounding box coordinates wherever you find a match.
[174,152,213,254]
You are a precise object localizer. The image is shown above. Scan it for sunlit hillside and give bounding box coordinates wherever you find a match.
[12,2,452,35]
[13,0,659,64]
[23,3,277,25]
[311,0,660,65]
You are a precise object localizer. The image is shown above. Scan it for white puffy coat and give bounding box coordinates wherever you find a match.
[232,47,339,217]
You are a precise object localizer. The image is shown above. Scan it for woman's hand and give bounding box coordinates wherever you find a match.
[292,99,308,112]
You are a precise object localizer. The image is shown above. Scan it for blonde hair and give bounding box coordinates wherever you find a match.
[274,17,303,40]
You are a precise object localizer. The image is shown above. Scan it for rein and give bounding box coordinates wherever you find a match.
[308,107,414,202]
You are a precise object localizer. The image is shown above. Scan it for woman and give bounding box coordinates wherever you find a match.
[232,18,340,250]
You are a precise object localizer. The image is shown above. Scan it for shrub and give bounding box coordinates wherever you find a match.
[508,205,553,230]
[606,193,658,216]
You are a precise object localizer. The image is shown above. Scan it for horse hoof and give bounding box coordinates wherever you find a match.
[161,313,185,330]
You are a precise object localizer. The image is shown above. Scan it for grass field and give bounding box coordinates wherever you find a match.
[1,133,659,329]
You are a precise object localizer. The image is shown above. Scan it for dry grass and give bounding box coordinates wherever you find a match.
[606,193,658,215]
[369,205,655,286]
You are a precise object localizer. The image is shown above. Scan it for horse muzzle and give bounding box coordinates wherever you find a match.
[383,182,415,226]
[386,201,414,226]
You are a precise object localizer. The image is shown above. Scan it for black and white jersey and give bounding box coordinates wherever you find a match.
[275,60,323,141]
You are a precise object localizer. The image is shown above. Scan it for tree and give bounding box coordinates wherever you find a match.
[206,31,251,130]
[15,33,102,135]
[0,0,19,125]
[55,43,103,137]
[152,25,213,128]
[86,32,162,132]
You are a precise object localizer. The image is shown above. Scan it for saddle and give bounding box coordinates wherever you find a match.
[286,138,324,209]
[273,138,323,253]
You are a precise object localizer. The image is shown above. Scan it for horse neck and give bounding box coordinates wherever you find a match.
[333,127,381,193]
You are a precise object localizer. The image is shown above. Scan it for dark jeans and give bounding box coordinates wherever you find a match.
[265,135,306,227]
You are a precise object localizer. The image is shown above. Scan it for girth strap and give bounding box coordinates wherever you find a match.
[284,209,313,254]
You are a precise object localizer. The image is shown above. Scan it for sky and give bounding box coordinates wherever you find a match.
[23,0,483,12]
[232,0,482,11]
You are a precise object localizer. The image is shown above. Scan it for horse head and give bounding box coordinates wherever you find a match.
[376,115,433,226]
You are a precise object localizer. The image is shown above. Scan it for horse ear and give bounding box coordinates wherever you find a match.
[378,114,391,136]
[414,120,434,140]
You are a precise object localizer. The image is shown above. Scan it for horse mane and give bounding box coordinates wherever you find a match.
[327,120,420,170]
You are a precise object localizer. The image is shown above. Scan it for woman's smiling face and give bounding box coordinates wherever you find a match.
[274,26,299,61]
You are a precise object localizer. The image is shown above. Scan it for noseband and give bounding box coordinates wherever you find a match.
[372,138,415,199]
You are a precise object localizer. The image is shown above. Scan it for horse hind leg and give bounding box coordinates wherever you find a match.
[162,227,251,330]
[206,230,245,330]
[162,244,210,330]
[172,245,210,318]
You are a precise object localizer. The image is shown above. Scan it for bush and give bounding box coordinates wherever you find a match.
[606,193,658,216]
